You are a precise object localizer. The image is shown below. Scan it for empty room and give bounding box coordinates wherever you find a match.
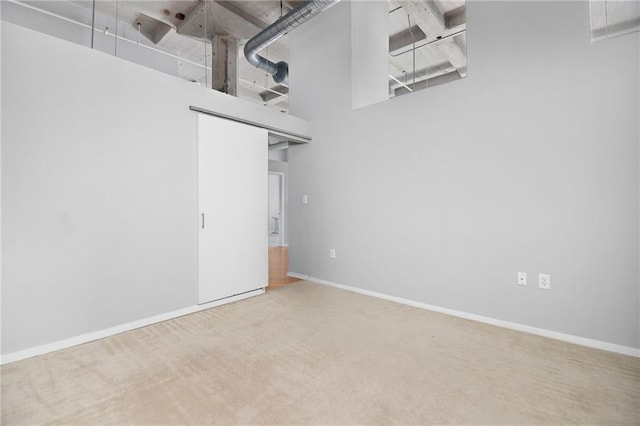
[1,0,639,424]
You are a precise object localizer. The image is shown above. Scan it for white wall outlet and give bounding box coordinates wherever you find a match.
[517,272,527,286]
[329,249,336,259]
[302,194,308,205]
[539,273,551,289]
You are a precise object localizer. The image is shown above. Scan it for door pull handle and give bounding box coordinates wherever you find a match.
[201,213,205,229]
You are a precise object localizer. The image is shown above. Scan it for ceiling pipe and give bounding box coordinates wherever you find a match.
[244,0,341,85]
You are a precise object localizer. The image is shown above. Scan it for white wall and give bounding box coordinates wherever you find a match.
[1,22,309,355]
[287,1,640,349]
[351,0,389,109]
[268,174,282,234]
[269,159,289,246]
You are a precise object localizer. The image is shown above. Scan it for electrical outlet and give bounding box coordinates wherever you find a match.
[329,249,336,259]
[517,272,527,286]
[302,194,308,205]
[539,274,551,289]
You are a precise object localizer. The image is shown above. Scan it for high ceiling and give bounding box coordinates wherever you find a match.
[9,0,467,107]
[388,0,466,97]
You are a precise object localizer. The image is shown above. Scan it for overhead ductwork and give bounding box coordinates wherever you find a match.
[243,0,341,85]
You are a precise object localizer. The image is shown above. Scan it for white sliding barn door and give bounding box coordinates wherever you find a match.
[197,114,268,304]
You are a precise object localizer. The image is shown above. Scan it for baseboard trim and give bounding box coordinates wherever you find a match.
[305,276,640,358]
[287,271,308,280]
[0,288,265,365]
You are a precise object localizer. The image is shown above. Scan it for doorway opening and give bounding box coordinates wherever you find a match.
[267,140,302,289]
[268,172,284,247]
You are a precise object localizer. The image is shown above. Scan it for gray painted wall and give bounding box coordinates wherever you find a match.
[1,22,308,355]
[351,0,389,109]
[287,1,640,348]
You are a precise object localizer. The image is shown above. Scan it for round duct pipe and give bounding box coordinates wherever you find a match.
[243,0,341,85]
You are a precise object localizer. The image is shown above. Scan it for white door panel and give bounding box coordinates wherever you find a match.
[198,114,268,304]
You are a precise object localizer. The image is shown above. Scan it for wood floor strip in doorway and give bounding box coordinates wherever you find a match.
[268,246,301,289]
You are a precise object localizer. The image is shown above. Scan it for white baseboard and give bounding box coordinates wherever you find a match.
[287,271,308,280]
[0,288,265,365]
[303,275,640,358]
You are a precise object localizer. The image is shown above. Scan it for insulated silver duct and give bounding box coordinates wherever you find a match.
[244,0,341,85]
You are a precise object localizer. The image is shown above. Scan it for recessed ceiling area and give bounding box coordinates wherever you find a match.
[5,0,292,111]
[4,0,468,110]
[388,0,466,97]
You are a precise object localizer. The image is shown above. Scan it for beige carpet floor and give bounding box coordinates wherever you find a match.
[2,281,639,425]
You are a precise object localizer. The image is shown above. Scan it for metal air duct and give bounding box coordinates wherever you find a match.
[243,0,341,85]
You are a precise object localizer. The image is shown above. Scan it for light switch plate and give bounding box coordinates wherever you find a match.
[517,272,527,286]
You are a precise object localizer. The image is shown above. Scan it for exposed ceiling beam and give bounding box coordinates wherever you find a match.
[116,1,180,28]
[445,5,466,29]
[176,0,267,41]
[389,35,458,78]
[437,37,466,76]
[210,3,262,39]
[399,0,445,38]
[389,60,456,90]
[389,25,426,53]
[216,1,270,30]
[176,0,214,40]
[399,1,466,76]
[392,70,462,96]
[152,22,173,44]
[126,13,168,44]
[389,23,466,56]
[399,1,466,39]
[425,0,446,28]
[259,84,289,102]
[591,16,640,40]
